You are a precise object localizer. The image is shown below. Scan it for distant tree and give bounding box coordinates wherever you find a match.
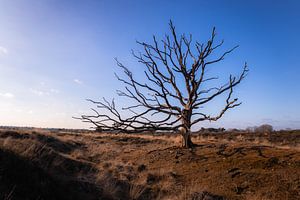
[78,21,248,148]
[95,126,103,133]
[246,126,257,132]
[255,124,273,133]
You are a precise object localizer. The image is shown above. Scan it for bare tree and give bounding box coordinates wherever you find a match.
[78,21,248,148]
[255,124,273,133]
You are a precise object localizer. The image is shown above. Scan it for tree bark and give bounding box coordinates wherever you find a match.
[181,109,194,148]
[182,131,193,148]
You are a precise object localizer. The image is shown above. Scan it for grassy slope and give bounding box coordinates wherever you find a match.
[0,129,299,200]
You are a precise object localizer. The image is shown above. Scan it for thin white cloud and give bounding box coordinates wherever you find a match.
[30,88,59,96]
[30,88,50,96]
[73,79,83,84]
[0,92,14,98]
[0,46,8,55]
[50,88,60,93]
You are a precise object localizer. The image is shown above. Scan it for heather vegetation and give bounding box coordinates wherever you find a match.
[0,128,299,200]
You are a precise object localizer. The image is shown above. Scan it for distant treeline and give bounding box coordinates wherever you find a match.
[0,126,89,133]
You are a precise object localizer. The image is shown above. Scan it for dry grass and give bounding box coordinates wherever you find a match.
[0,128,299,199]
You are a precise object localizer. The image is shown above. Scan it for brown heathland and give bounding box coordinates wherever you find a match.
[0,128,299,200]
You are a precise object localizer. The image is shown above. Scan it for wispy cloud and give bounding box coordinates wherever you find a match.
[30,88,49,96]
[73,79,83,85]
[0,92,14,98]
[30,87,60,96]
[50,88,60,93]
[0,46,8,55]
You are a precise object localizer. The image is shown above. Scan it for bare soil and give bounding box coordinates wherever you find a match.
[0,128,299,200]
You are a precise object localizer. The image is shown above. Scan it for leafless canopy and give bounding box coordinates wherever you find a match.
[78,21,248,135]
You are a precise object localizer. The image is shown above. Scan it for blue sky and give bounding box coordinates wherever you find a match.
[0,0,299,129]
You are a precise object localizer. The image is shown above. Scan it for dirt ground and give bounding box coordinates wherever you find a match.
[0,128,299,200]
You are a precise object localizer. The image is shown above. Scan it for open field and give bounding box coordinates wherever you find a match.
[0,128,299,200]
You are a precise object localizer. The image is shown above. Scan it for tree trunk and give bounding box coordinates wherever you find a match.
[182,131,193,148]
[180,109,194,148]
